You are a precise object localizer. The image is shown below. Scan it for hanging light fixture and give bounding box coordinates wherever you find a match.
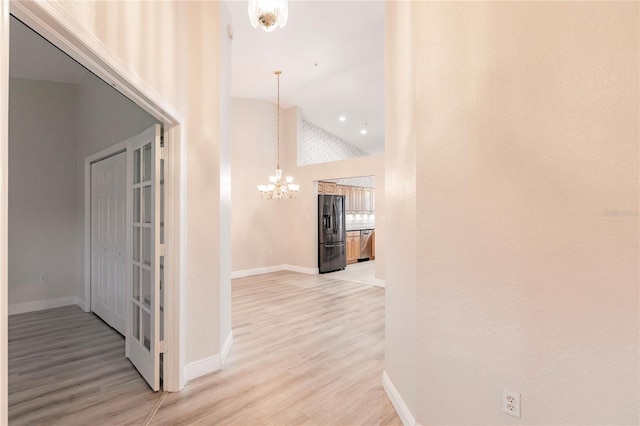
[248,0,288,32]
[257,71,299,200]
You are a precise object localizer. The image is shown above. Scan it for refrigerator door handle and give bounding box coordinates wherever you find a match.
[332,204,337,234]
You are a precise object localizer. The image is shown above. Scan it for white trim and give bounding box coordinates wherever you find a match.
[184,354,221,383]
[231,265,284,278]
[372,278,386,288]
[8,296,82,316]
[0,2,9,422]
[220,331,233,367]
[382,370,416,426]
[164,125,182,392]
[282,264,319,275]
[8,1,184,393]
[231,264,319,279]
[84,141,128,314]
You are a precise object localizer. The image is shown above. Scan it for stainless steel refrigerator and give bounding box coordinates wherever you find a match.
[318,194,346,273]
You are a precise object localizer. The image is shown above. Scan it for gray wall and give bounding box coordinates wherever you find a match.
[75,73,158,303]
[8,73,157,309]
[8,78,78,306]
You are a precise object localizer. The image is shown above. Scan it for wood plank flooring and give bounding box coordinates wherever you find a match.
[8,306,163,425]
[8,271,400,425]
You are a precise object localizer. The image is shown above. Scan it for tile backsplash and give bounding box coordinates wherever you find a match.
[346,213,375,230]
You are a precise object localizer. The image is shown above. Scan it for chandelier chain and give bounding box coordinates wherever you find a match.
[257,70,298,200]
[277,71,280,169]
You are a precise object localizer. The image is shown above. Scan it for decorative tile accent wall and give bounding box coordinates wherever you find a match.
[338,176,375,188]
[301,118,369,165]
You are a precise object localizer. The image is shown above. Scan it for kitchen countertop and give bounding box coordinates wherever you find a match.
[346,227,375,232]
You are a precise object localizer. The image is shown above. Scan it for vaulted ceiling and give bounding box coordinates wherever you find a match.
[227,1,385,155]
[10,2,385,155]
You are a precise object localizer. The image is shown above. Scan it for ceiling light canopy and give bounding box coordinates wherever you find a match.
[248,0,288,32]
[339,116,346,122]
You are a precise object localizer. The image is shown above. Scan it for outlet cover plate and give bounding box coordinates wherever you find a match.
[502,390,521,417]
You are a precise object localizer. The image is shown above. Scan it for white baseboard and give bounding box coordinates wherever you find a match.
[282,264,319,275]
[231,264,318,279]
[9,296,82,316]
[184,354,221,383]
[184,331,234,383]
[231,265,284,278]
[221,331,233,366]
[382,370,416,426]
[372,278,386,288]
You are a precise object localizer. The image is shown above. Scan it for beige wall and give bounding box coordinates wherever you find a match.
[53,0,231,367]
[383,1,417,416]
[231,99,287,271]
[8,78,78,306]
[231,100,385,279]
[387,1,639,424]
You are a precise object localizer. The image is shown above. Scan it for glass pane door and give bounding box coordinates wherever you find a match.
[126,124,161,391]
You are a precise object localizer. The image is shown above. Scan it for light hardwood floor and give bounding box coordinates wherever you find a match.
[322,260,381,287]
[8,306,163,425]
[9,271,400,425]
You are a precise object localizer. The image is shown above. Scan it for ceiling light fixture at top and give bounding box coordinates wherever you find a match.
[360,123,368,135]
[248,0,288,32]
[339,116,346,122]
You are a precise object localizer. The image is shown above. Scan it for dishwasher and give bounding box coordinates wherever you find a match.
[359,230,373,261]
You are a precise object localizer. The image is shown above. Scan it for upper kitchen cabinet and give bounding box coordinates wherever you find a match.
[318,178,375,214]
[362,188,372,213]
[323,182,337,194]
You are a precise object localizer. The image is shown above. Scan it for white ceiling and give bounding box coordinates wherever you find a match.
[10,16,87,84]
[227,1,385,154]
[10,3,385,154]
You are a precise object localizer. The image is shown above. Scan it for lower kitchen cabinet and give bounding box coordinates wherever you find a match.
[371,231,375,260]
[346,231,361,264]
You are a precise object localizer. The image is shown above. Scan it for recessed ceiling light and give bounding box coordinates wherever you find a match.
[360,129,367,135]
[339,116,346,122]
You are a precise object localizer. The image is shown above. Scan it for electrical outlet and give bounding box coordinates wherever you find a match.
[39,274,47,283]
[502,390,521,417]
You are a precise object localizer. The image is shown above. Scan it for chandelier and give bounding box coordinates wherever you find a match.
[248,0,288,32]
[257,71,299,200]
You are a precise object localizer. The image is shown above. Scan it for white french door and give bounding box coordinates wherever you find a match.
[91,151,126,335]
[126,124,162,391]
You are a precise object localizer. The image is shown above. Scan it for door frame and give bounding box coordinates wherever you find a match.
[1,0,185,400]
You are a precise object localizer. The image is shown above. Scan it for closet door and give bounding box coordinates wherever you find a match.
[91,151,126,335]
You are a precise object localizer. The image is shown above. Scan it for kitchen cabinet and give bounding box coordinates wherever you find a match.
[371,189,375,212]
[371,231,375,259]
[346,231,361,264]
[323,182,337,194]
[318,181,337,195]
[342,185,350,212]
[354,187,363,213]
[327,184,375,215]
[362,188,372,213]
